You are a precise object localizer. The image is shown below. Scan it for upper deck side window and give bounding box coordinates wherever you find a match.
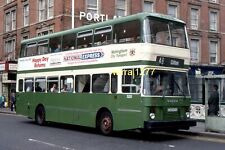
[22,39,49,57]
[26,42,37,57]
[38,40,49,55]
[62,33,76,51]
[77,30,93,49]
[94,26,112,46]
[144,17,188,48]
[20,43,27,57]
[113,20,141,44]
[49,36,62,53]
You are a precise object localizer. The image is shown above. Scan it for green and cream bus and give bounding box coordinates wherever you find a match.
[16,12,196,135]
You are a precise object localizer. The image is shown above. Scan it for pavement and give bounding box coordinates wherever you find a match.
[0,107,225,139]
[0,107,16,114]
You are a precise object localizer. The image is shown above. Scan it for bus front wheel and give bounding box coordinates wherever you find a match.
[35,106,45,125]
[98,111,113,135]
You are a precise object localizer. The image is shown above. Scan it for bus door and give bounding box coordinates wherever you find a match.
[205,75,225,132]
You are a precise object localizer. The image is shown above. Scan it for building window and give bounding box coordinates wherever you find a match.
[48,0,54,18]
[209,11,218,31]
[5,10,16,32]
[23,4,29,26]
[6,0,13,4]
[190,39,200,63]
[209,0,218,3]
[37,28,53,36]
[168,3,178,18]
[38,0,54,21]
[23,35,29,40]
[86,0,99,14]
[5,39,16,60]
[39,0,46,21]
[190,8,199,30]
[116,0,128,17]
[209,40,218,64]
[143,0,154,13]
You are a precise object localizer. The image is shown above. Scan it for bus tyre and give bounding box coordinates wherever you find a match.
[35,106,45,126]
[98,112,113,135]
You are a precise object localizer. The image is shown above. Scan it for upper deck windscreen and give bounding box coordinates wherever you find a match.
[144,17,188,49]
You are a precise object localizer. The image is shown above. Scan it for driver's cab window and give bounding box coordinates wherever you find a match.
[143,70,189,96]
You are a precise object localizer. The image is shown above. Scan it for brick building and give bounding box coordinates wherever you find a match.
[0,0,225,104]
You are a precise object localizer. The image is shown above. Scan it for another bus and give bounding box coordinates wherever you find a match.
[16,12,196,135]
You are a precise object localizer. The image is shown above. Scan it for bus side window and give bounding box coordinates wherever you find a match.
[94,26,112,46]
[92,74,109,93]
[149,19,170,45]
[38,40,49,55]
[62,34,76,51]
[111,74,118,93]
[122,68,141,93]
[26,43,37,57]
[35,78,46,92]
[60,76,74,92]
[77,30,93,49]
[113,20,141,44]
[25,78,34,92]
[49,36,62,53]
[47,77,59,93]
[18,79,24,92]
[75,75,90,93]
[20,44,26,57]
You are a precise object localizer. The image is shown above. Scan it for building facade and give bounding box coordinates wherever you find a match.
[0,0,225,109]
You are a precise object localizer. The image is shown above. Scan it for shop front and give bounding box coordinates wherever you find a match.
[189,65,224,120]
[0,61,17,107]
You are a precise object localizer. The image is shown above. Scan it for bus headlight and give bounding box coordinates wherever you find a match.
[186,112,190,118]
[149,113,155,120]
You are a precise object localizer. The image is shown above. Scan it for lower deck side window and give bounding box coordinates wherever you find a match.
[25,78,34,92]
[48,77,59,93]
[18,79,24,92]
[75,75,90,93]
[122,68,141,93]
[35,78,46,92]
[92,74,109,93]
[60,76,74,92]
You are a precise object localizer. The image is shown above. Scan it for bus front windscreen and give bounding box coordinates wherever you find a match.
[144,17,188,49]
[143,70,190,97]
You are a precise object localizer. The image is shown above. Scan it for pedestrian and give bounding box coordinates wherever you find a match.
[0,95,4,108]
[208,84,219,116]
[10,89,16,111]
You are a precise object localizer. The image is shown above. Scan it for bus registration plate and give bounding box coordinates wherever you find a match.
[167,108,178,112]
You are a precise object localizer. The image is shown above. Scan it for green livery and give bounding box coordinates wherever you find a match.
[16,12,196,135]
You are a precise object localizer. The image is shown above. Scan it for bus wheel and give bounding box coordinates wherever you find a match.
[98,112,113,135]
[35,106,45,125]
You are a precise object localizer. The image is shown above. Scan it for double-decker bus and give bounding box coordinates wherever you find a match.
[16,12,196,135]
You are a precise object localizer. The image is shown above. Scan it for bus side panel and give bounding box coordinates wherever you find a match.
[17,92,144,131]
[16,93,29,117]
[113,94,143,130]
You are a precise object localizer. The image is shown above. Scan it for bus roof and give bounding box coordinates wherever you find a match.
[21,12,185,44]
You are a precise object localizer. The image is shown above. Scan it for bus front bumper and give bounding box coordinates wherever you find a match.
[144,120,196,131]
